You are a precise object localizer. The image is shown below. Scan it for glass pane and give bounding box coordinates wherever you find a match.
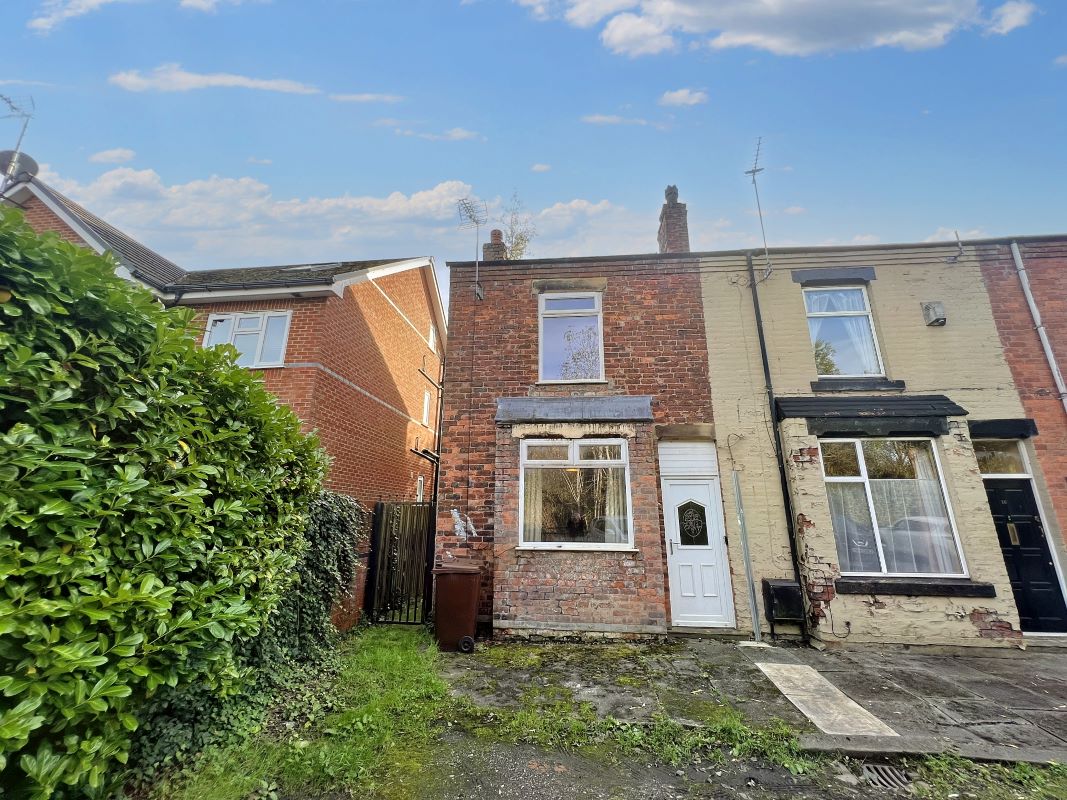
[827,483,881,573]
[544,296,596,312]
[542,315,601,380]
[526,444,568,461]
[870,482,961,575]
[678,501,709,547]
[232,333,259,367]
[259,315,288,364]
[205,316,234,347]
[974,440,1026,475]
[863,440,934,480]
[522,466,628,544]
[578,444,622,461]
[804,288,866,314]
[808,316,881,376]
[236,316,261,331]
[821,442,860,477]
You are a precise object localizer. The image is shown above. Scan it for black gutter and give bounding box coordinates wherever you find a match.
[747,252,807,640]
[164,277,337,292]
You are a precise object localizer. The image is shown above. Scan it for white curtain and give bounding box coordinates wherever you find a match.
[806,290,880,375]
[870,444,963,575]
[603,468,627,543]
[828,482,881,572]
[522,468,544,542]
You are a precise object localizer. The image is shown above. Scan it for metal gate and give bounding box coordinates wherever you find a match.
[366,501,435,624]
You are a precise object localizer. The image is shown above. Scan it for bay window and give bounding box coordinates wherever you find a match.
[819,438,965,577]
[804,287,884,377]
[520,439,633,549]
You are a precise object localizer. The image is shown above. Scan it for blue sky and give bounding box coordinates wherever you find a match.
[2,0,1065,280]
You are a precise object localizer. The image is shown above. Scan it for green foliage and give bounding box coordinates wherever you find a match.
[126,492,369,782]
[917,753,1067,799]
[154,628,448,800]
[0,208,327,798]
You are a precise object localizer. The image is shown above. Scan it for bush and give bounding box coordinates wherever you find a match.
[0,208,327,798]
[126,491,370,781]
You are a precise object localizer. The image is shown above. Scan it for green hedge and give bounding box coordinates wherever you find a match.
[126,491,370,785]
[0,208,327,798]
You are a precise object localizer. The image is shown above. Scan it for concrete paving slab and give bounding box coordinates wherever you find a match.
[1020,710,1067,743]
[756,662,899,737]
[932,698,1030,725]
[965,721,1067,750]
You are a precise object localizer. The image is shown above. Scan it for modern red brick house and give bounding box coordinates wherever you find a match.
[2,165,446,507]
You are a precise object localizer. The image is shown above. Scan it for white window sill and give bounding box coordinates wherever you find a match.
[247,363,285,370]
[515,545,638,553]
[536,380,609,386]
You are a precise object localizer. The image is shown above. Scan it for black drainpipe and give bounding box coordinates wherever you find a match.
[746,252,807,640]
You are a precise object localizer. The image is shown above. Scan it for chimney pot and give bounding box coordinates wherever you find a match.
[657,184,690,254]
[490,229,503,243]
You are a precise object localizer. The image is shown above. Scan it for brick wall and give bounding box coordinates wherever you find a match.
[437,257,713,633]
[187,274,442,506]
[979,239,1067,543]
[16,194,90,246]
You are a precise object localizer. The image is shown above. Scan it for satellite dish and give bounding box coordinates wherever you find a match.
[0,150,39,182]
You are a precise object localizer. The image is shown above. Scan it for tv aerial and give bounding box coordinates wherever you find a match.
[0,94,34,194]
[457,197,488,300]
[745,136,773,281]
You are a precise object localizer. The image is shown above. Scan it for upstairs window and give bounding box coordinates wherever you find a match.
[820,438,965,577]
[422,390,432,427]
[804,287,884,377]
[539,292,604,382]
[204,311,291,368]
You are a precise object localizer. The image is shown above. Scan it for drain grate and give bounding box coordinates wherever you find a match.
[861,763,912,790]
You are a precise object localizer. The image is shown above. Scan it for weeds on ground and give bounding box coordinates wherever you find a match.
[916,754,1067,799]
[454,681,817,775]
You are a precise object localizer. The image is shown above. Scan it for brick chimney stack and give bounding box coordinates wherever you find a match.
[657,185,690,254]
[483,228,508,260]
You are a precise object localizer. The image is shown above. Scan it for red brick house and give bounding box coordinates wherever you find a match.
[2,166,446,507]
[436,188,720,636]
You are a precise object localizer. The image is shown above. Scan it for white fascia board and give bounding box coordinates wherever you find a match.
[170,285,336,305]
[333,256,447,340]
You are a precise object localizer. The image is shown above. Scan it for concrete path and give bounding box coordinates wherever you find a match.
[442,636,1067,764]
[755,662,898,737]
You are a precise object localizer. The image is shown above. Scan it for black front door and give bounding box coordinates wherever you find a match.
[985,479,1067,633]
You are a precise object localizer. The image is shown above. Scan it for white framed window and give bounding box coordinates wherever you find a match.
[428,325,437,353]
[204,311,292,368]
[519,438,633,550]
[819,438,966,577]
[422,390,432,427]
[538,292,605,383]
[804,286,885,378]
[417,475,425,502]
[973,439,1029,477]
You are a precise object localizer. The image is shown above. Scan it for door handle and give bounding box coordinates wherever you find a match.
[669,539,675,555]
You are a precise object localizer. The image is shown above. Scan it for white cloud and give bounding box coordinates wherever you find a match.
[329,93,404,103]
[924,226,987,242]
[783,205,806,215]
[247,156,272,165]
[659,88,707,107]
[601,12,674,56]
[581,113,648,125]
[531,163,552,172]
[517,0,1031,57]
[0,78,56,87]
[851,234,880,245]
[395,127,482,142]
[89,147,135,164]
[29,0,248,31]
[29,0,126,32]
[1054,55,1067,67]
[986,1,1036,34]
[109,63,320,94]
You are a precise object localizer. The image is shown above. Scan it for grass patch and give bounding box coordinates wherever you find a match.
[151,627,449,800]
[915,754,1067,799]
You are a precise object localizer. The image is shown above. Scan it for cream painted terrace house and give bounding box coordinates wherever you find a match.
[437,185,1067,649]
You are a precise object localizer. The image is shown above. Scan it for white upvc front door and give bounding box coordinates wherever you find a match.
[659,442,735,628]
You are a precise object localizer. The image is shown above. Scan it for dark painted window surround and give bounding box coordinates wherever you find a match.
[810,377,906,392]
[835,577,996,598]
